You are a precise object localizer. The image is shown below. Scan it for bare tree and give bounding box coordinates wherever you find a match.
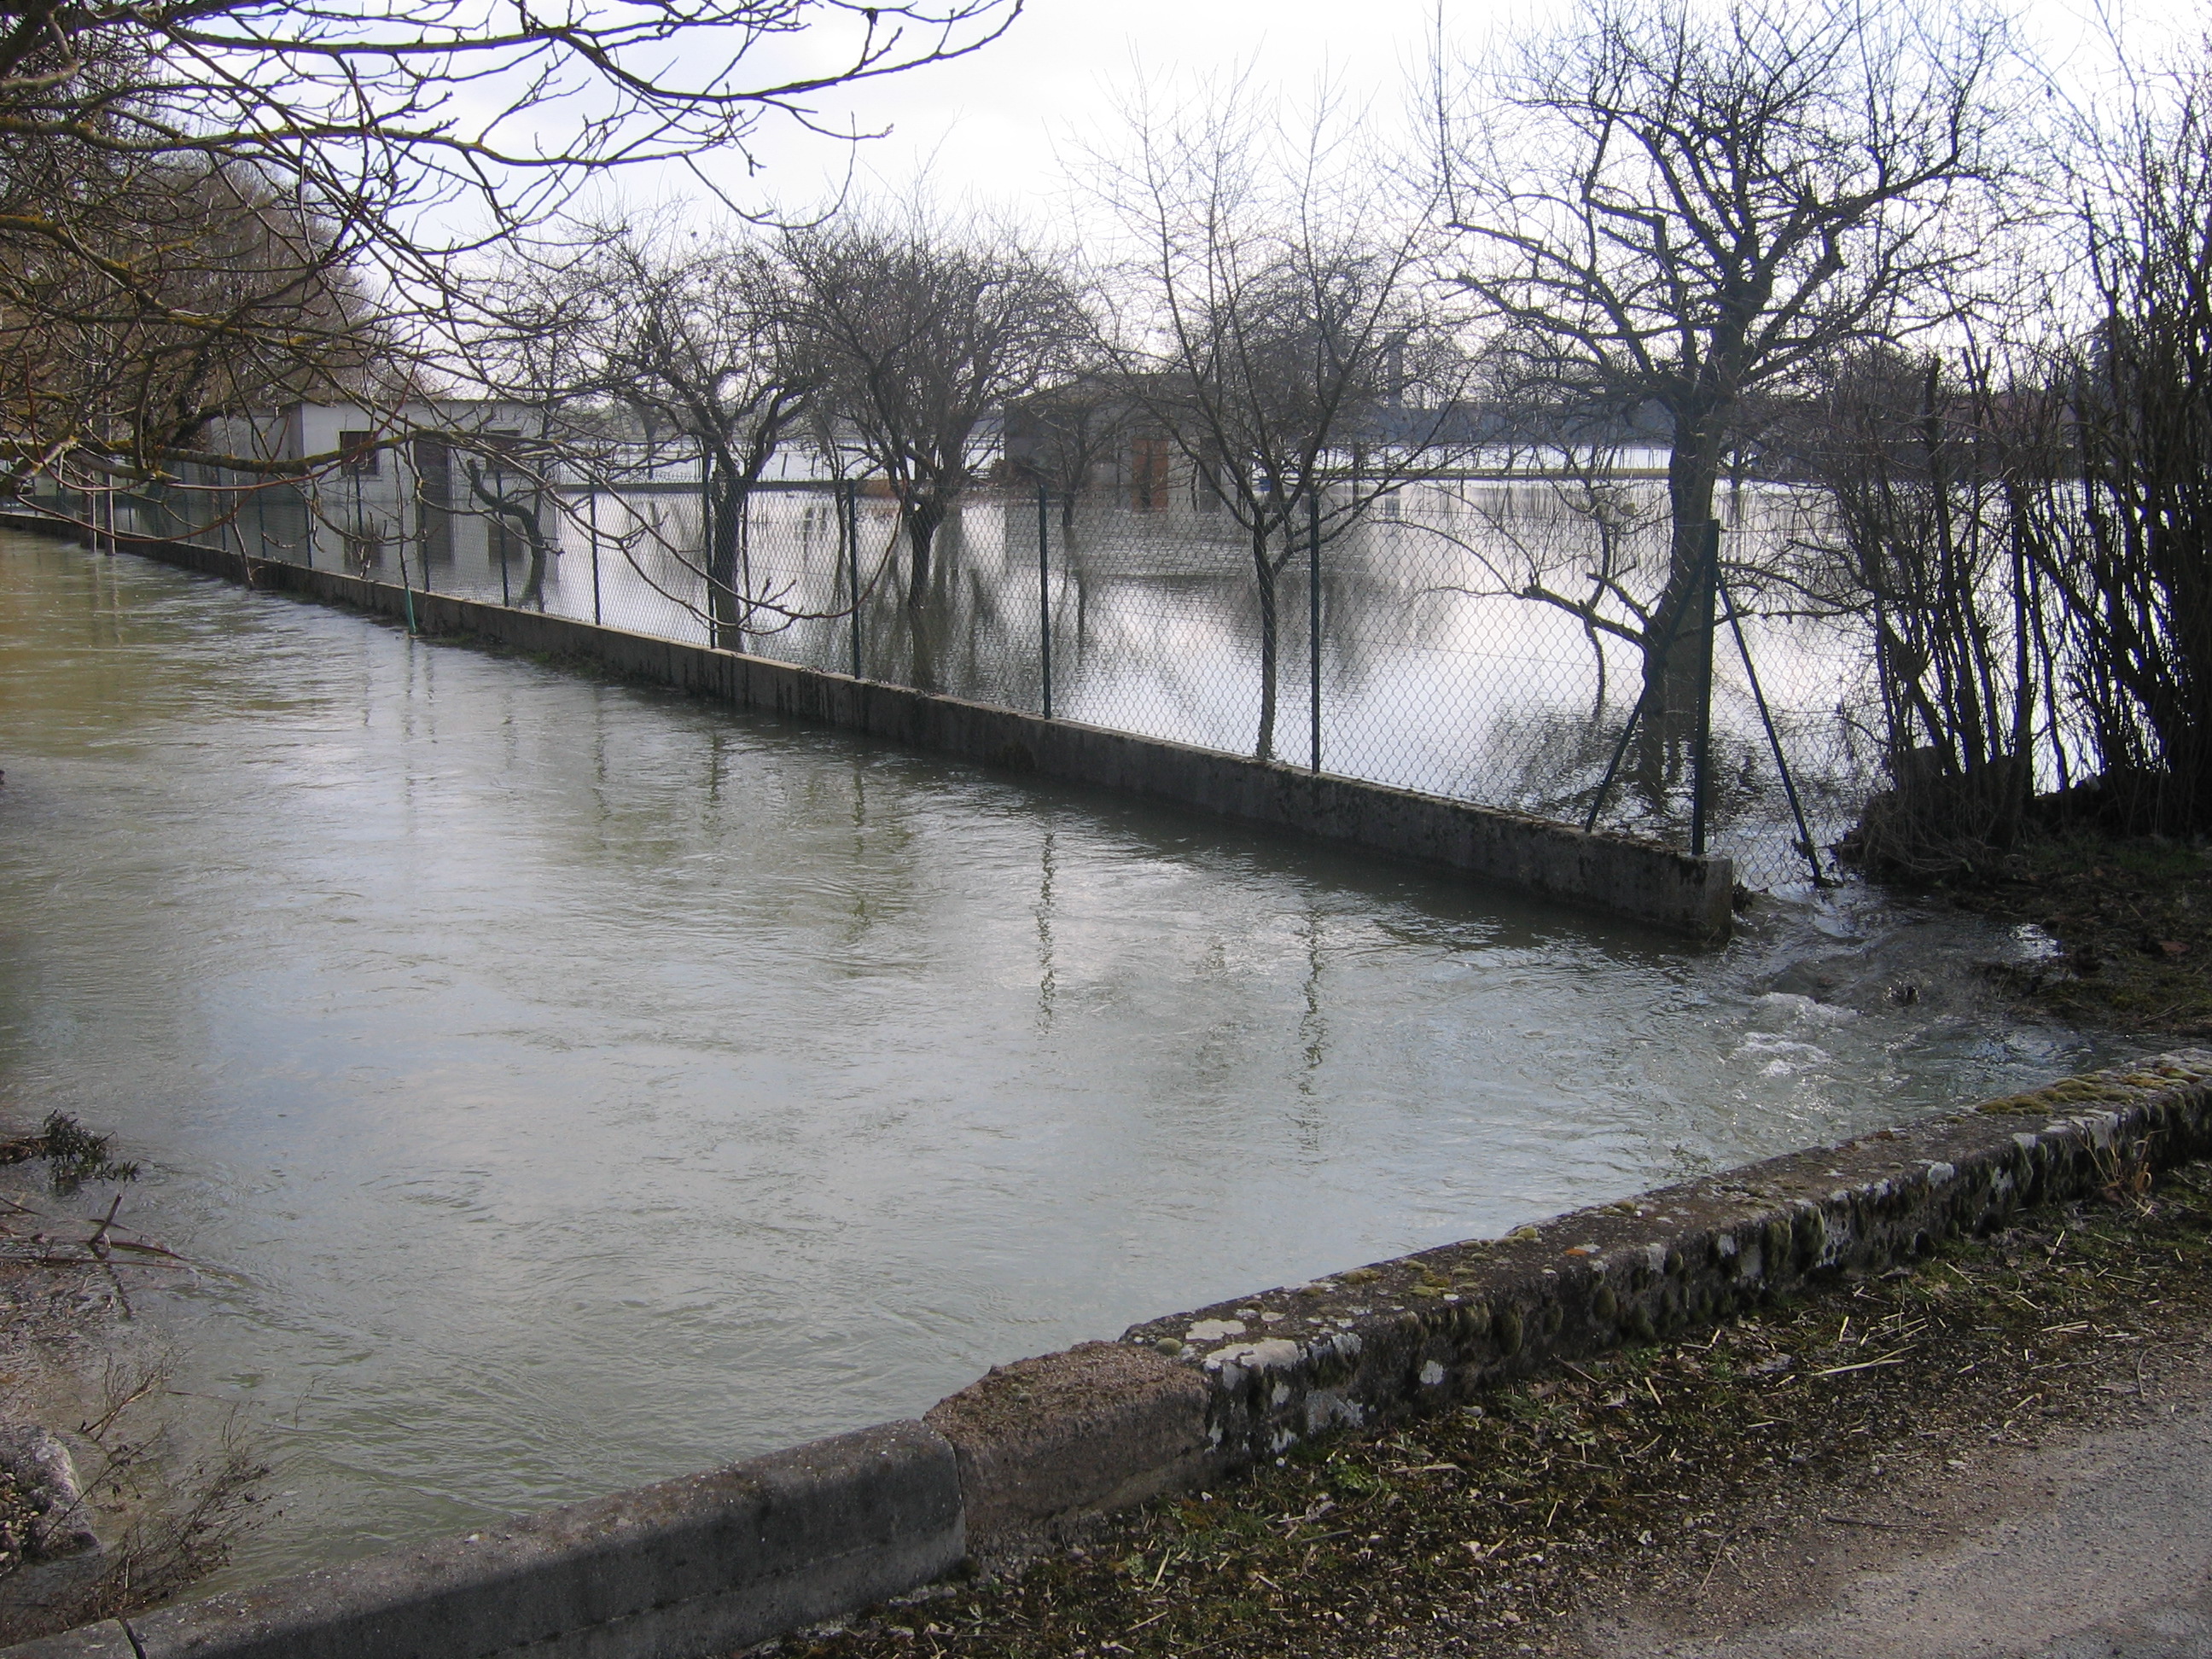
[1086,76,1475,760]
[783,214,1089,607]
[1,146,390,493]
[1005,366,1139,527]
[1439,0,2007,711]
[1784,340,2053,875]
[0,0,1021,486]
[485,222,819,643]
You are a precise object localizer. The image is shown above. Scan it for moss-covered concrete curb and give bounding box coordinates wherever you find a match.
[6,1057,2206,1658]
[949,1051,2212,1534]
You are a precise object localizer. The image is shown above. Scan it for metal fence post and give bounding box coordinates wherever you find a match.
[395,521,420,635]
[1037,485,1053,720]
[1308,492,1323,774]
[492,462,511,605]
[700,445,714,647]
[846,480,863,680]
[588,487,602,626]
[1689,517,1720,858]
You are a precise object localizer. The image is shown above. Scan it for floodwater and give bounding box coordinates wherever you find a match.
[0,533,2122,1588]
[204,474,1876,888]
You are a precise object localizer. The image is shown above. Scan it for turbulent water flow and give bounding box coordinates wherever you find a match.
[0,535,2126,1588]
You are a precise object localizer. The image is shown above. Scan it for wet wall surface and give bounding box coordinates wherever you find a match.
[0,537,2120,1586]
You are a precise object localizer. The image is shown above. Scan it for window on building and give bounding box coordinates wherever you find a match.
[339,430,380,475]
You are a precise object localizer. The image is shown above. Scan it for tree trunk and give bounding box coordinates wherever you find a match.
[902,496,943,609]
[705,469,748,650]
[1254,525,1278,761]
[518,540,548,610]
[1649,420,1723,719]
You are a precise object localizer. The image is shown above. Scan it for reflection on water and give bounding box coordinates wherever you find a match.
[166,476,1877,888]
[0,536,2116,1589]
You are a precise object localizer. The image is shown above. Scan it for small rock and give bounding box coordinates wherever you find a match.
[1185,1318,1246,1343]
[0,1426,89,1559]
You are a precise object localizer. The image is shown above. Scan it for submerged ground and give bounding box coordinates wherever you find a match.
[1953,834,2212,1038]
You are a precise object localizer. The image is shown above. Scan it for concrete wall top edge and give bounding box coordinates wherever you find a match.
[105,1421,961,1659]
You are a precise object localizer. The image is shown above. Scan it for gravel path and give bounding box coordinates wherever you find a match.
[1582,1346,2212,1658]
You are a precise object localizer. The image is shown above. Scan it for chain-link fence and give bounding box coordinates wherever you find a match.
[26,466,1881,890]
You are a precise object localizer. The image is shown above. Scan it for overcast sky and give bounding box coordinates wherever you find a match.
[630,0,2186,230]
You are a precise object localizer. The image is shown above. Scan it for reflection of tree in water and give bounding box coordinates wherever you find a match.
[1462,691,1877,876]
[678,483,1877,878]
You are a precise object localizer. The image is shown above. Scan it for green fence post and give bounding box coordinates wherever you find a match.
[847,481,863,680]
[1308,492,1323,774]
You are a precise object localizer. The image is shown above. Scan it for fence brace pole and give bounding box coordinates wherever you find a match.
[1308,492,1322,774]
[1689,517,1720,859]
[1037,485,1053,720]
[1717,569,1827,887]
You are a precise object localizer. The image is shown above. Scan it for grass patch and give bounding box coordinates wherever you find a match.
[0,1115,139,1196]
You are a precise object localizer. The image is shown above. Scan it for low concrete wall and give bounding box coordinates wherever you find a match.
[0,513,1734,941]
[7,1057,2208,1659]
[935,1053,2212,1538]
[2,1423,962,1659]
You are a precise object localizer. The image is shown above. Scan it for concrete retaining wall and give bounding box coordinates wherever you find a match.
[5,1057,2208,1658]
[0,513,1734,941]
[1,1424,962,1659]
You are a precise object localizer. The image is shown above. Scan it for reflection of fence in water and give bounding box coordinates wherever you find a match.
[86,473,1876,889]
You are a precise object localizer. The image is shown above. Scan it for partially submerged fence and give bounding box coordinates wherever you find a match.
[15,469,1877,888]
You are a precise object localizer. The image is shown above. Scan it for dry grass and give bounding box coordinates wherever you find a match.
[0,1158,265,1645]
